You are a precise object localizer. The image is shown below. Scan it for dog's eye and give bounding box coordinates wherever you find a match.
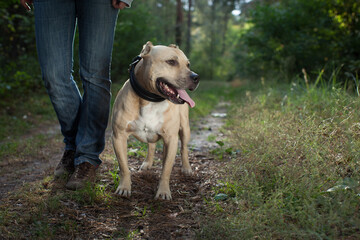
[166,60,178,66]
[187,63,190,68]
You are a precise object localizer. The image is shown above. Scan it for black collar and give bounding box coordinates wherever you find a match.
[129,56,165,102]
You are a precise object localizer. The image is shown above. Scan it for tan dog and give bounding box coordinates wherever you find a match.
[111,41,199,200]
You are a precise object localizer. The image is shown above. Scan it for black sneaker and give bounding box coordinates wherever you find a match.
[65,162,97,190]
[54,150,75,177]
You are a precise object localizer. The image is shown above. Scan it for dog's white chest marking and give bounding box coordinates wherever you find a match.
[128,101,169,142]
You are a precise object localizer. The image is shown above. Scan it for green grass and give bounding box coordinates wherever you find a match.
[189,80,231,120]
[0,88,60,164]
[0,91,56,142]
[0,132,62,165]
[198,78,360,239]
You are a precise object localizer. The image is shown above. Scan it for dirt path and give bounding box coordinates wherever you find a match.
[189,101,229,151]
[0,103,229,239]
[0,125,63,202]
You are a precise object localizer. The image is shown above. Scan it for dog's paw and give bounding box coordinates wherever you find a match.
[115,185,131,197]
[155,185,172,200]
[115,178,132,197]
[155,191,172,200]
[181,167,193,176]
[139,161,152,171]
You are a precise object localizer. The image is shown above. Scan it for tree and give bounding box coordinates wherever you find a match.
[185,0,192,55]
[175,0,184,46]
[190,0,239,80]
[0,1,40,98]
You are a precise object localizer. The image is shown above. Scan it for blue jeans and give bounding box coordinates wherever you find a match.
[34,0,119,166]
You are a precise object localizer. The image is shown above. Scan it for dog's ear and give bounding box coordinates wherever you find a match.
[169,44,179,49]
[140,41,153,57]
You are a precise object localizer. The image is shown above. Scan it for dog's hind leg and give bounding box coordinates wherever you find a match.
[140,143,155,171]
[162,143,167,168]
[179,105,192,175]
[113,134,132,197]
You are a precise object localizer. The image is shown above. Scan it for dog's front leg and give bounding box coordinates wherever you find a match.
[113,134,132,197]
[155,136,178,200]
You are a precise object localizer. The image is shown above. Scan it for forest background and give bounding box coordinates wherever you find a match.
[1,0,359,98]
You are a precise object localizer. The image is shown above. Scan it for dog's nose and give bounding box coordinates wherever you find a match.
[190,72,199,83]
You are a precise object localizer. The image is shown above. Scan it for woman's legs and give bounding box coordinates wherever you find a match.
[34,0,119,188]
[34,0,80,151]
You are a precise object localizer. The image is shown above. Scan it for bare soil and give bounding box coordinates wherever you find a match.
[0,104,229,239]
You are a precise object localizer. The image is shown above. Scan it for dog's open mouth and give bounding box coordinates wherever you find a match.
[156,78,195,108]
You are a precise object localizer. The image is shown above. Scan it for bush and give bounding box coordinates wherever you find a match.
[234,0,360,83]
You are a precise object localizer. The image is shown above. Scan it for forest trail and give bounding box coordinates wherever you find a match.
[0,125,62,202]
[0,103,229,239]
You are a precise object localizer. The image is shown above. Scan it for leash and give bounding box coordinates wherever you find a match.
[129,56,165,102]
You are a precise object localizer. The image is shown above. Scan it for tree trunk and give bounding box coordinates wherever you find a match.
[175,0,183,46]
[209,0,218,80]
[221,1,235,54]
[186,0,192,55]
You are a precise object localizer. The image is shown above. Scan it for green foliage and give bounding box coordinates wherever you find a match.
[210,140,235,160]
[190,0,237,81]
[67,182,112,206]
[188,81,231,120]
[0,93,56,142]
[0,3,41,98]
[109,166,120,191]
[235,0,360,83]
[127,138,148,158]
[2,0,359,98]
[0,1,179,97]
[112,2,159,81]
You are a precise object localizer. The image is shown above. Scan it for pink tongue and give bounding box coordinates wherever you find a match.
[178,89,195,108]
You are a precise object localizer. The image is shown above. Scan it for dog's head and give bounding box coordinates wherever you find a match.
[138,41,199,108]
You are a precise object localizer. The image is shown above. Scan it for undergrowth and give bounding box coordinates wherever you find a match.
[198,77,360,239]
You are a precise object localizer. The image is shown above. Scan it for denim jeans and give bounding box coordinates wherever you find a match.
[34,0,119,166]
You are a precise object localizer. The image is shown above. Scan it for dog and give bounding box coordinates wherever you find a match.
[111,41,199,200]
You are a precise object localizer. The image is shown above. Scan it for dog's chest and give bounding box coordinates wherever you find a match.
[128,101,169,142]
